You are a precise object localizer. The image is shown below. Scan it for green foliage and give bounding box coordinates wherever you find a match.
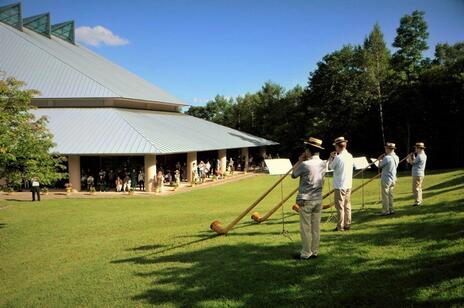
[392,10,429,82]
[0,77,66,187]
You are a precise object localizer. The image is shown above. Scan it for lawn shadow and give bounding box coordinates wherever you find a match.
[113,196,464,306]
[123,243,464,307]
[0,223,6,229]
[426,173,464,191]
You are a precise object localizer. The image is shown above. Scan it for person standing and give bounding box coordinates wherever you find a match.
[292,137,326,260]
[328,137,353,231]
[378,143,400,215]
[138,170,145,191]
[407,142,427,206]
[31,177,40,201]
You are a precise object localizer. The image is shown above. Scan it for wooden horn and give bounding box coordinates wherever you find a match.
[210,160,302,235]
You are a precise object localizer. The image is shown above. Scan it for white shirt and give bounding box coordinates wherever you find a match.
[328,149,353,189]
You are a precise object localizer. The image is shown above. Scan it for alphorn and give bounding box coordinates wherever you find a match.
[253,155,383,222]
[210,160,302,235]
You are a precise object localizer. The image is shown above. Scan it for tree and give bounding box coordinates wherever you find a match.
[0,77,66,189]
[362,23,392,146]
[390,10,429,151]
[434,42,464,66]
[392,10,429,82]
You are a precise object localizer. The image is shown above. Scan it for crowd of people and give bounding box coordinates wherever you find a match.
[80,169,146,192]
[76,154,259,193]
[292,136,427,260]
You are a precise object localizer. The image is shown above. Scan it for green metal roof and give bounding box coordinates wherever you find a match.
[0,3,22,30]
[23,12,51,38]
[51,20,74,44]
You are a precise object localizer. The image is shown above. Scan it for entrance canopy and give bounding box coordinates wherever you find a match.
[32,108,278,155]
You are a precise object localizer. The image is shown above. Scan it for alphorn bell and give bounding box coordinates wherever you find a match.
[210,160,303,235]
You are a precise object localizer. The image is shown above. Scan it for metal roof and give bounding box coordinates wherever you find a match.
[32,108,277,155]
[0,22,185,106]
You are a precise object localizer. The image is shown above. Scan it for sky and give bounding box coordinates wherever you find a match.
[4,0,464,106]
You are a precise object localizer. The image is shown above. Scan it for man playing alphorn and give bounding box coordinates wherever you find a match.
[328,137,353,231]
[407,142,427,206]
[378,143,400,216]
[291,137,327,260]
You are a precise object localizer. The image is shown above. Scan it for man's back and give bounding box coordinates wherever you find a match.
[329,150,353,190]
[412,153,427,177]
[380,153,399,184]
[292,156,327,201]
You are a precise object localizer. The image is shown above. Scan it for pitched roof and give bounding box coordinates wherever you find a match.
[32,108,277,155]
[0,21,185,106]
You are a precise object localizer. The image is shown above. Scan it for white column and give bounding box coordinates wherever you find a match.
[144,155,157,192]
[68,155,81,192]
[218,149,227,174]
[241,147,249,173]
[187,152,197,183]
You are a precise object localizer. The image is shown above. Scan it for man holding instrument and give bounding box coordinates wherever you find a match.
[328,136,353,231]
[291,137,326,260]
[407,142,427,206]
[378,143,400,215]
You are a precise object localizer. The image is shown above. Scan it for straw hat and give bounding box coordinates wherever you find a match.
[304,137,324,150]
[414,142,426,149]
[333,136,348,146]
[385,142,396,149]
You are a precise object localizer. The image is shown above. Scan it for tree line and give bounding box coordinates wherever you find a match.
[186,11,464,168]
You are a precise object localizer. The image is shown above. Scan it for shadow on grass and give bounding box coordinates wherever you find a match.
[0,223,6,229]
[426,173,464,191]
[111,196,464,306]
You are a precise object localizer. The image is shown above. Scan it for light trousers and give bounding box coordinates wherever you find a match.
[298,200,322,257]
[334,189,351,230]
[413,176,424,204]
[381,181,395,213]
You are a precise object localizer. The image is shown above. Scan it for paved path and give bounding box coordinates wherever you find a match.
[0,172,263,202]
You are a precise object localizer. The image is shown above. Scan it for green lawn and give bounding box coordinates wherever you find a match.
[1,169,463,307]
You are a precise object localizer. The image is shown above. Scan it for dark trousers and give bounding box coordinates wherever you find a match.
[139,180,144,191]
[31,186,40,201]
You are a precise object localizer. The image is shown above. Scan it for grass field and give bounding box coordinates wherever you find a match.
[1,169,463,307]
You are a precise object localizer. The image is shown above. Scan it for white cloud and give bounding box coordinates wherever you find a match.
[75,25,129,47]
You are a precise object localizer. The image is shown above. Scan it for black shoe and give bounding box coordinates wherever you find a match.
[413,203,420,207]
[309,254,318,259]
[344,226,351,231]
[333,227,344,232]
[389,211,395,215]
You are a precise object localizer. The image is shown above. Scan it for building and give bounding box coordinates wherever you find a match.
[0,3,276,192]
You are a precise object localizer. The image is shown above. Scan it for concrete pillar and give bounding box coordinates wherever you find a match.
[241,147,249,173]
[187,152,197,183]
[68,155,81,192]
[218,149,227,174]
[144,155,157,192]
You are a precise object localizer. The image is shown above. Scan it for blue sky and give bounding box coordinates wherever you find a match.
[6,0,464,106]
